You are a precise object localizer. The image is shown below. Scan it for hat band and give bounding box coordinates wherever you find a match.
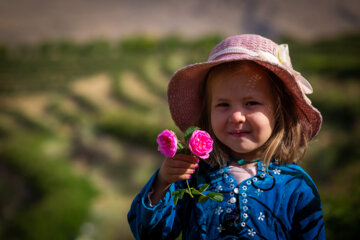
[208,46,258,61]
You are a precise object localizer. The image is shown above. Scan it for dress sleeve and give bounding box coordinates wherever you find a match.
[127,169,183,240]
[289,169,326,240]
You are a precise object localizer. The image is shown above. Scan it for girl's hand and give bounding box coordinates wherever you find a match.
[150,154,199,205]
[158,154,199,185]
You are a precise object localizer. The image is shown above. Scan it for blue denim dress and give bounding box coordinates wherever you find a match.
[128,161,326,239]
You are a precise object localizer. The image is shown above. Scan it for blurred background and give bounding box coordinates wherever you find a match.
[0,0,359,239]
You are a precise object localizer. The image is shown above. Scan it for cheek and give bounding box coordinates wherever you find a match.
[262,115,275,137]
[251,112,275,135]
[210,111,225,133]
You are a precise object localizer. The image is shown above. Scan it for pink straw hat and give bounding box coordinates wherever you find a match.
[167,34,322,139]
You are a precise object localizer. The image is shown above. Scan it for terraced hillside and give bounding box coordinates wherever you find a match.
[0,35,359,239]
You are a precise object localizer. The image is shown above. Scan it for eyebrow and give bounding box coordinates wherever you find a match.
[213,95,259,102]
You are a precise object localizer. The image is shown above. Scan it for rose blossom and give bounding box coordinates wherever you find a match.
[157,129,178,157]
[188,130,213,159]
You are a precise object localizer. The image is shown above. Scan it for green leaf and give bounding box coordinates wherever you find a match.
[199,184,209,192]
[173,194,179,205]
[184,126,200,143]
[198,195,209,203]
[172,191,180,196]
[207,192,224,202]
[191,188,201,195]
[177,142,184,150]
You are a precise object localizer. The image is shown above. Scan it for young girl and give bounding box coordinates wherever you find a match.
[128,34,325,239]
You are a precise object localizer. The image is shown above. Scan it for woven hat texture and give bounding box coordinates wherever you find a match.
[167,34,322,139]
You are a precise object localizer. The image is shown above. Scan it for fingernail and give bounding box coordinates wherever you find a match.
[188,174,192,178]
[195,164,199,169]
[196,159,199,163]
[193,169,196,173]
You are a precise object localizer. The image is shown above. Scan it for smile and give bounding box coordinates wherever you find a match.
[229,130,250,137]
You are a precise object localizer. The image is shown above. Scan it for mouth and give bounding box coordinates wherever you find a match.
[229,130,250,137]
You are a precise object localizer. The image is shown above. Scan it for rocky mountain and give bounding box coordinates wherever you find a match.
[0,0,359,44]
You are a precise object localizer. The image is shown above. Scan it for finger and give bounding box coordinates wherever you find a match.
[167,167,196,175]
[169,173,192,182]
[167,159,198,169]
[172,154,199,164]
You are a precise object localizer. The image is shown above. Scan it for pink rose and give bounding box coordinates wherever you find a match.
[157,129,178,157]
[188,130,213,159]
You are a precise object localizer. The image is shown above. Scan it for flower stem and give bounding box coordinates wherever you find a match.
[186,180,194,198]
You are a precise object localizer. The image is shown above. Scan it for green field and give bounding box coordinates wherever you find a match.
[0,34,359,239]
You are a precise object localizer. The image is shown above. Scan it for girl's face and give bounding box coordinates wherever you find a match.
[209,63,276,161]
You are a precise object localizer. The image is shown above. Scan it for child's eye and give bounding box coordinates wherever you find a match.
[216,103,229,107]
[245,101,259,106]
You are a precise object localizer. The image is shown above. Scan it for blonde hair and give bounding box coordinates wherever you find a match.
[196,61,310,167]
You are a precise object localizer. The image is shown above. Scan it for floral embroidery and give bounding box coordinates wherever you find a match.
[219,169,224,174]
[243,199,248,204]
[258,212,265,221]
[252,177,258,182]
[215,206,223,215]
[260,173,266,179]
[228,178,234,183]
[243,213,248,219]
[241,222,246,227]
[255,188,263,196]
[246,180,252,185]
[230,192,234,196]
[242,193,247,197]
[229,184,235,189]
[215,185,223,192]
[224,173,228,178]
[242,186,247,191]
[273,169,281,175]
[226,208,232,213]
[217,224,224,232]
[248,228,256,237]
[243,206,248,211]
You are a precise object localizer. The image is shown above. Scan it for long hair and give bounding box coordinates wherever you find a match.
[195,61,310,167]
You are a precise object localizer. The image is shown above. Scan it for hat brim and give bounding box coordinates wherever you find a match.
[167,55,322,139]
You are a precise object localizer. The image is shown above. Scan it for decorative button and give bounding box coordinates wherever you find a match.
[230,197,237,203]
[234,188,239,194]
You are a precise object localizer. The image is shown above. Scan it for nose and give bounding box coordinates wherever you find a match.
[229,110,246,124]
